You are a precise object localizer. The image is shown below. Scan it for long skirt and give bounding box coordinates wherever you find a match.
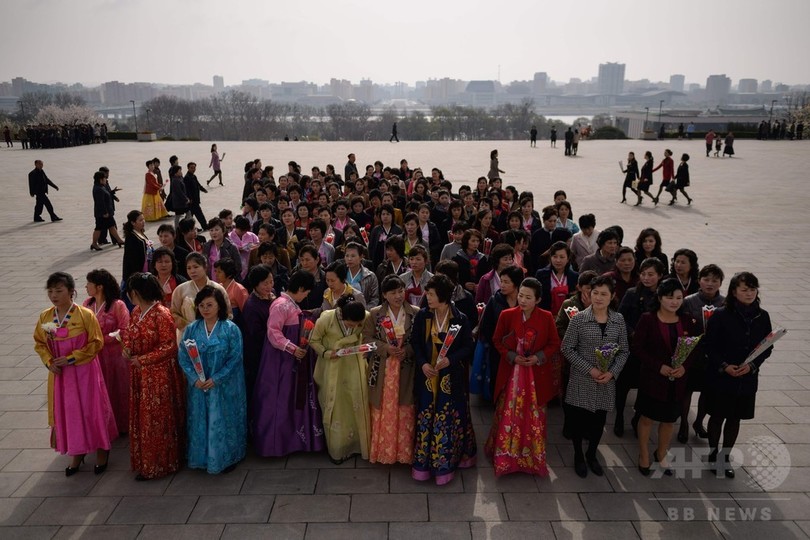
[252,322,325,457]
[485,364,548,477]
[97,345,130,433]
[369,356,415,464]
[142,193,168,222]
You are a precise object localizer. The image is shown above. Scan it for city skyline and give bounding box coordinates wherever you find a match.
[2,0,809,87]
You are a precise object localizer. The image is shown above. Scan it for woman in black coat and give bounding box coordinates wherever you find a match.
[91,171,124,251]
[703,272,773,478]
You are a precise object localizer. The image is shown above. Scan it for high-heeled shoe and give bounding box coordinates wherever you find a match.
[94,450,110,475]
[638,456,651,477]
[620,198,627,204]
[65,456,85,477]
[655,450,673,476]
[90,244,102,251]
[115,241,125,248]
[653,197,659,206]
[693,421,709,439]
[634,198,642,206]
[677,425,689,444]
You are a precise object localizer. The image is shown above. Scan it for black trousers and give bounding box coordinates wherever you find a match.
[33,193,56,219]
[186,204,208,230]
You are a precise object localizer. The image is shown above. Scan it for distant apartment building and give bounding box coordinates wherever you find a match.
[738,78,758,93]
[213,75,224,91]
[705,74,731,105]
[598,62,625,95]
[760,79,773,92]
[532,72,549,94]
[669,74,685,92]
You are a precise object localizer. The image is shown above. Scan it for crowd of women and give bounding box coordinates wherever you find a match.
[34,149,775,484]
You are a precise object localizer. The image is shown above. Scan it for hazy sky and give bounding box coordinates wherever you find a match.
[4,0,809,87]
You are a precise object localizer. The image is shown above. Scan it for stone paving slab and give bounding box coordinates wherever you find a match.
[0,140,808,536]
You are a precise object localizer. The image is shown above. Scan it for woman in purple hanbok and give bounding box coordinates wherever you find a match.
[252,271,325,456]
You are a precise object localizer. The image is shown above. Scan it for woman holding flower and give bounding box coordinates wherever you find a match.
[252,271,325,457]
[561,275,629,478]
[412,274,476,485]
[178,286,246,474]
[123,273,185,480]
[34,272,118,476]
[83,268,130,435]
[311,295,370,464]
[632,278,700,477]
[362,275,419,465]
[485,277,561,477]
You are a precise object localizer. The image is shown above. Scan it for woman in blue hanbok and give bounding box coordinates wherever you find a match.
[178,285,247,474]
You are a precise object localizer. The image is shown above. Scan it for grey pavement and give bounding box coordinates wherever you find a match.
[0,138,808,538]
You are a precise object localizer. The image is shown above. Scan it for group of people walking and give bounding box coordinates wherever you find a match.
[34,147,776,486]
[620,149,692,206]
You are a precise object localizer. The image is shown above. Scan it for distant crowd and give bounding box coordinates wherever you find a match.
[3,123,109,149]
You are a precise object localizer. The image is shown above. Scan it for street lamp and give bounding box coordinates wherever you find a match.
[146,108,151,130]
[644,107,650,131]
[175,119,180,140]
[658,99,665,126]
[130,100,138,132]
[769,99,777,124]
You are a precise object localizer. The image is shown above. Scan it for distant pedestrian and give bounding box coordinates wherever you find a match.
[207,144,225,186]
[714,134,722,157]
[28,159,62,222]
[564,127,574,156]
[184,162,209,229]
[723,132,735,157]
[620,152,640,204]
[677,123,684,140]
[530,125,538,147]
[669,153,692,206]
[686,122,695,139]
[389,122,400,143]
[550,126,557,148]
[488,149,505,180]
[3,125,12,147]
[705,130,715,157]
[571,129,580,156]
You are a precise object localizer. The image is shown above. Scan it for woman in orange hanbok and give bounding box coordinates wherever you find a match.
[362,275,419,464]
[142,159,168,222]
[485,277,561,477]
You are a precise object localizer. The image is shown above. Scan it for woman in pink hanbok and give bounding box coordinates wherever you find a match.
[83,268,130,434]
[34,272,118,476]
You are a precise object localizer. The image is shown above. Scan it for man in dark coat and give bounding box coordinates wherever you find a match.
[183,162,208,230]
[28,160,61,222]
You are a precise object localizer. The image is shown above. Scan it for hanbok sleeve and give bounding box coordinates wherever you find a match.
[210,322,244,384]
[309,314,333,362]
[177,324,198,383]
[267,300,295,354]
[33,311,54,366]
[171,284,192,330]
[68,308,104,365]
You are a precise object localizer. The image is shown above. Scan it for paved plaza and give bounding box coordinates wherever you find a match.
[0,138,808,539]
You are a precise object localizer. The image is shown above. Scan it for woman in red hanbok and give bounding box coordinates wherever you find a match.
[34,272,118,476]
[123,273,185,480]
[485,277,561,477]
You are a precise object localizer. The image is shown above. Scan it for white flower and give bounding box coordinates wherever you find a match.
[41,322,58,334]
[108,330,122,342]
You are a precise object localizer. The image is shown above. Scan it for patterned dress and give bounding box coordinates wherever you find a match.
[178,319,247,474]
[484,307,561,477]
[82,298,131,433]
[363,303,418,464]
[412,306,476,485]
[33,304,118,455]
[124,303,185,479]
[142,171,167,221]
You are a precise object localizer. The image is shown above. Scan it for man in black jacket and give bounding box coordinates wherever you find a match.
[184,162,208,230]
[28,160,62,222]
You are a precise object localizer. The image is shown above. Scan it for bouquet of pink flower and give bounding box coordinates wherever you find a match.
[336,342,377,357]
[183,338,207,390]
[438,324,462,360]
[701,305,716,332]
[483,237,493,255]
[669,335,702,380]
[595,343,620,373]
[380,316,399,346]
[476,303,486,319]
[564,306,580,320]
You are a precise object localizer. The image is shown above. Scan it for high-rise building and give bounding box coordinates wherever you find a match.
[213,75,224,91]
[532,72,549,94]
[598,62,625,95]
[738,78,758,93]
[669,74,685,92]
[761,79,773,92]
[705,74,731,104]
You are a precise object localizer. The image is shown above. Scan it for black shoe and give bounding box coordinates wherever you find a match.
[724,467,735,479]
[620,199,627,204]
[655,450,673,476]
[677,425,689,444]
[574,459,588,478]
[708,448,718,467]
[98,239,111,245]
[586,456,604,476]
[94,450,110,475]
[206,179,212,186]
[653,197,659,206]
[687,198,693,205]
[90,244,103,251]
[668,200,675,206]
[34,216,45,222]
[693,421,709,439]
[638,456,651,477]
[65,456,85,477]
[51,216,63,222]
[613,418,625,438]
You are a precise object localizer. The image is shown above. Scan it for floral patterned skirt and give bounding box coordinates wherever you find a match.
[369,356,415,465]
[484,364,548,477]
[142,193,168,222]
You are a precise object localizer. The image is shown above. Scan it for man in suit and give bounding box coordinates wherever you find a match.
[28,160,62,222]
[184,162,209,230]
[344,153,358,182]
